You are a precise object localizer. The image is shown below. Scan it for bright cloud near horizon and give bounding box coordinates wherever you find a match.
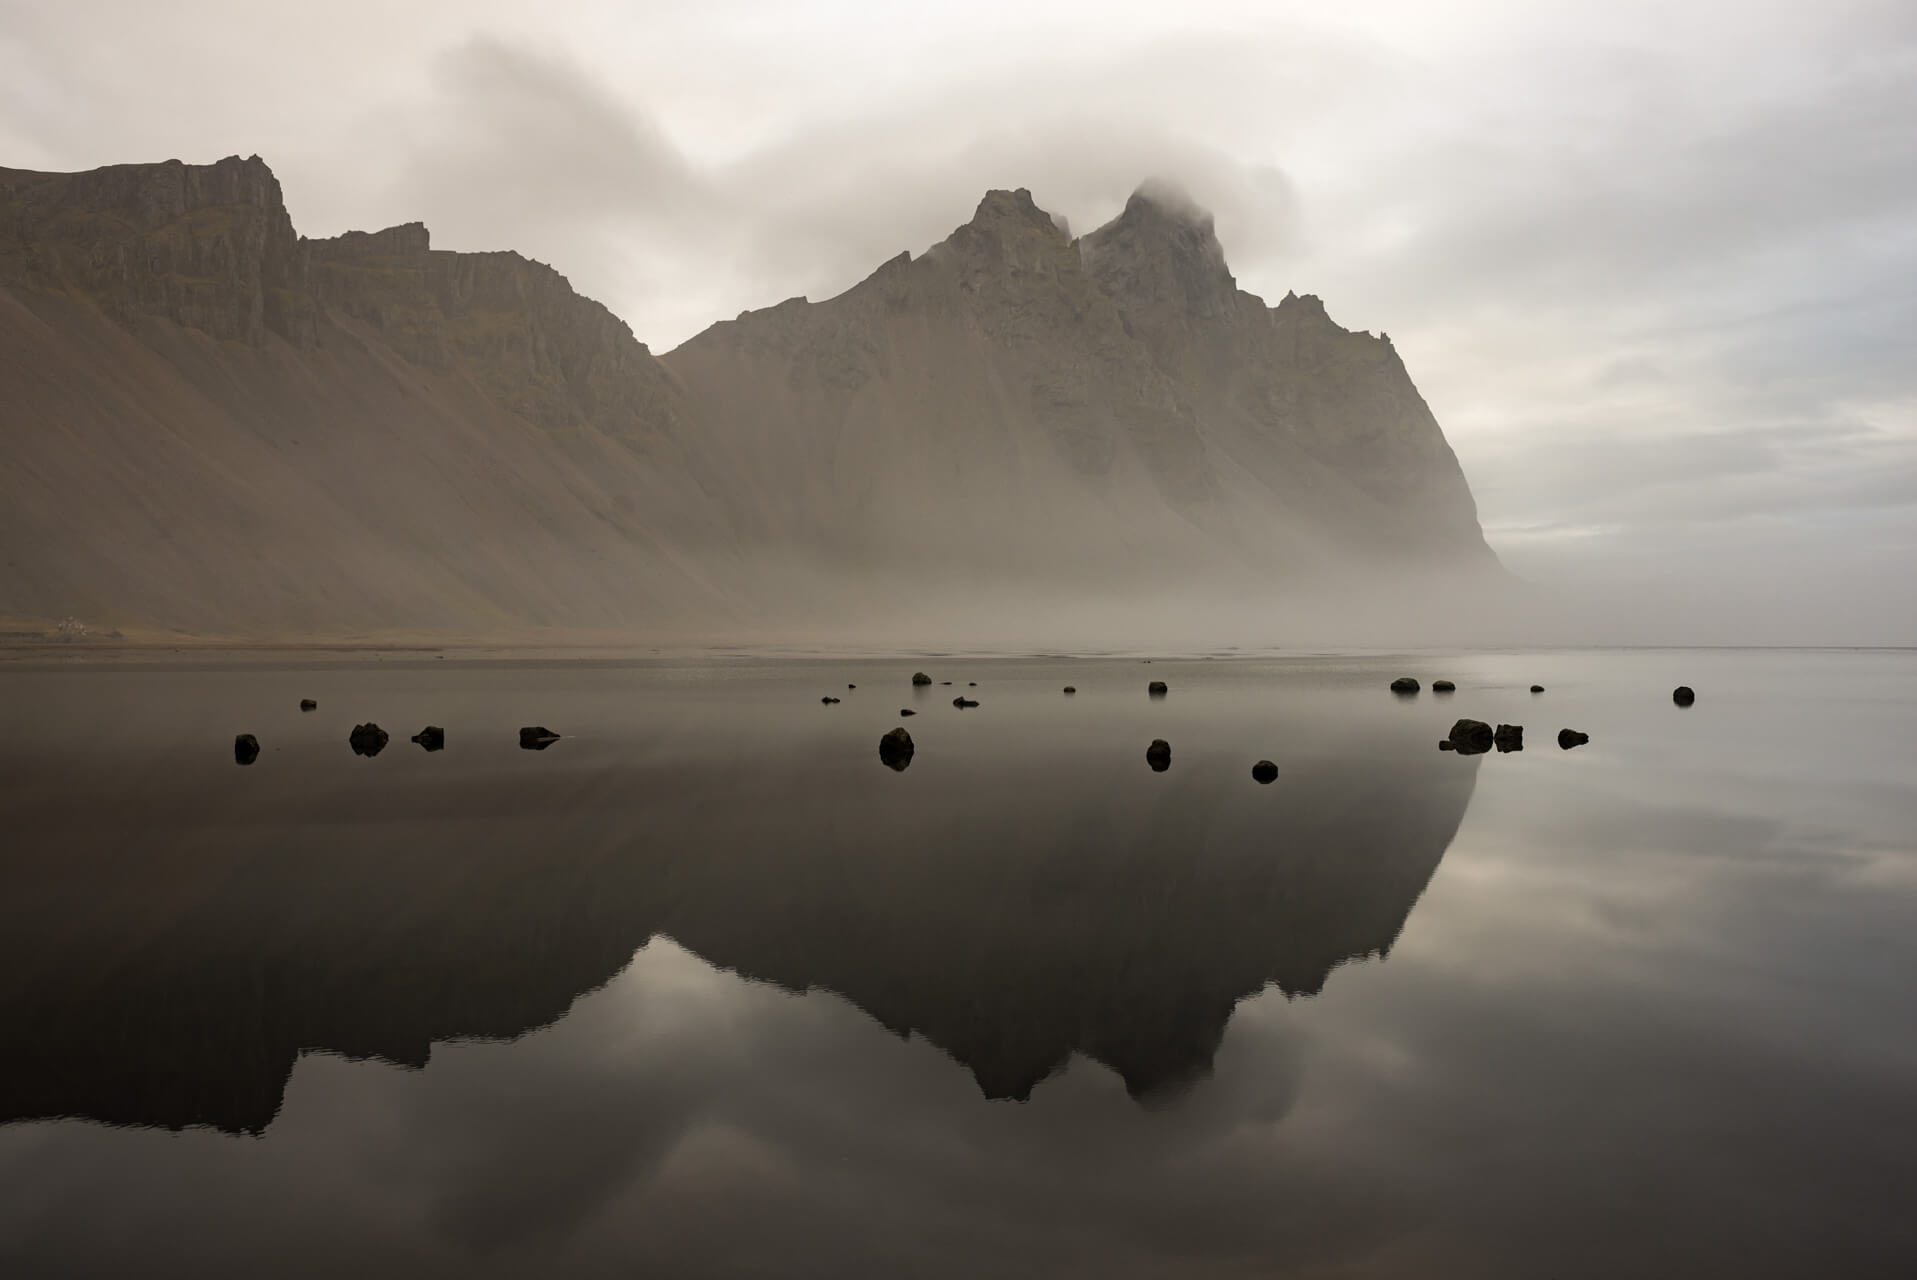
[4,0,1914,641]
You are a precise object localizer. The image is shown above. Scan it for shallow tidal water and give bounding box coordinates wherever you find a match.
[0,649,1913,1278]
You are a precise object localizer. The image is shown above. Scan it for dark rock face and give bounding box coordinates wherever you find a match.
[1252,760,1278,784]
[821,696,841,705]
[1148,680,1168,695]
[953,697,980,709]
[1390,677,1420,694]
[1432,680,1455,693]
[1673,686,1696,707]
[1558,729,1589,749]
[1530,685,1545,693]
[878,727,915,770]
[1494,724,1524,753]
[348,723,388,757]
[411,726,445,752]
[1444,718,1494,755]
[233,734,259,766]
[518,726,560,750]
[298,699,316,711]
[1063,686,1076,694]
[1146,739,1172,771]
[911,673,932,686]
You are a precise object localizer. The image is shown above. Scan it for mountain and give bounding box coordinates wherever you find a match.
[0,155,1500,643]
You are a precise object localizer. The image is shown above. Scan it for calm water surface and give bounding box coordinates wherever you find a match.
[0,650,1913,1277]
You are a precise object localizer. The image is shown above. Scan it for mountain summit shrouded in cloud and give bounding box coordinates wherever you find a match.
[0,155,1501,645]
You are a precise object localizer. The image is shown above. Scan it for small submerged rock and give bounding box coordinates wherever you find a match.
[879,727,915,771]
[1444,718,1494,755]
[912,672,932,686]
[899,708,916,716]
[821,696,841,705]
[411,725,445,752]
[519,726,561,751]
[349,723,388,758]
[847,684,856,690]
[299,699,317,712]
[1530,685,1545,694]
[1063,686,1076,694]
[1558,728,1590,750]
[1390,677,1420,694]
[234,734,260,766]
[952,696,979,709]
[1432,680,1456,693]
[1673,685,1696,707]
[1252,760,1278,784]
[1494,724,1524,752]
[1148,681,1168,696]
[1146,739,1171,772]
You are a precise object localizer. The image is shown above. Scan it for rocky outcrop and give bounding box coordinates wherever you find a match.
[348,723,388,757]
[1444,719,1494,755]
[878,727,914,770]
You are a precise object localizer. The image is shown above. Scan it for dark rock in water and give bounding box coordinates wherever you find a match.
[1063,686,1076,694]
[953,697,979,709]
[1673,685,1695,706]
[1432,680,1455,693]
[821,696,841,705]
[1148,681,1168,695]
[411,726,445,752]
[1439,740,1455,751]
[1145,738,1171,771]
[1530,685,1545,693]
[899,708,916,716]
[1390,677,1420,694]
[1558,729,1589,749]
[878,727,915,771]
[1446,718,1493,755]
[298,699,316,712]
[847,684,856,689]
[1494,724,1524,752]
[518,726,560,750]
[911,672,932,686]
[234,734,259,766]
[940,681,953,686]
[349,723,388,757]
[968,682,977,687]
[1251,760,1278,784]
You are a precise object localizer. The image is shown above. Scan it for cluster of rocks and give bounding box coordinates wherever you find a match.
[232,705,569,764]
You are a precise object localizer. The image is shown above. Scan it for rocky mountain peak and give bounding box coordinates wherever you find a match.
[1079,179,1236,321]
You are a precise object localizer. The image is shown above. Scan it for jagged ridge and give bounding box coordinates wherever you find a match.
[0,155,1500,639]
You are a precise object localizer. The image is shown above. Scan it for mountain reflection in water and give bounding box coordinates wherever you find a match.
[0,664,1474,1133]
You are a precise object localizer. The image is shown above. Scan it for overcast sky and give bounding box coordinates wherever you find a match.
[4,0,1913,641]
